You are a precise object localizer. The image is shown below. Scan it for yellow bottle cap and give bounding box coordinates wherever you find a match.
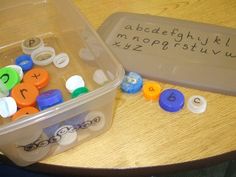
[143,81,162,100]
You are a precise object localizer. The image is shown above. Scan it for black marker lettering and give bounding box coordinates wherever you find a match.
[174,33,183,42]
[136,24,143,31]
[20,89,28,99]
[212,50,221,55]
[198,37,208,46]
[162,41,169,50]
[225,52,236,58]
[149,87,154,92]
[200,48,208,54]
[144,28,150,33]
[132,36,139,42]
[168,92,176,102]
[143,38,150,43]
[194,97,201,104]
[162,30,168,35]
[174,43,180,47]
[124,43,131,50]
[32,73,40,80]
[213,36,221,45]
[170,28,179,36]
[186,31,194,40]
[226,38,231,47]
[133,45,143,51]
[152,27,160,34]
[0,73,10,84]
[151,40,160,46]
[112,41,121,47]
[117,33,127,39]
[28,39,35,47]
[124,25,133,30]
[182,44,188,50]
[190,43,197,52]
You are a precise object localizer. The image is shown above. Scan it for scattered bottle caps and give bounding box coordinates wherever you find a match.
[71,87,89,98]
[159,89,185,112]
[0,80,9,98]
[11,83,39,108]
[31,47,55,66]
[11,107,39,121]
[0,67,20,90]
[15,54,34,72]
[36,89,63,111]
[0,97,17,118]
[65,75,85,93]
[93,69,109,85]
[121,72,143,94]
[187,95,207,114]
[21,37,44,55]
[6,65,24,81]
[143,81,162,100]
[23,68,49,89]
[53,53,70,68]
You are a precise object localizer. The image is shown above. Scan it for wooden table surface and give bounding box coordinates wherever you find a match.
[41,0,236,170]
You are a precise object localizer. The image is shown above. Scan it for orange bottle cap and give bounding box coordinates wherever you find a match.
[11,83,39,108]
[11,106,39,121]
[23,68,49,89]
[143,81,162,100]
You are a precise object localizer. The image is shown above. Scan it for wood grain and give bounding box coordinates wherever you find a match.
[41,0,236,168]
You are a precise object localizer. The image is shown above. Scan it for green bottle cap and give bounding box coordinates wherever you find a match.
[0,67,20,90]
[71,87,89,98]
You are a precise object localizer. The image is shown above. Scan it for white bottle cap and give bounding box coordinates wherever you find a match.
[6,65,24,81]
[31,46,55,66]
[0,80,9,98]
[93,69,109,85]
[65,75,85,93]
[54,125,77,146]
[53,53,70,68]
[85,111,106,131]
[0,97,17,118]
[187,95,207,114]
[21,37,44,55]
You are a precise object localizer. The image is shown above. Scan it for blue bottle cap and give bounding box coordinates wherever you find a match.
[15,54,33,72]
[121,72,143,94]
[159,89,185,112]
[36,89,63,111]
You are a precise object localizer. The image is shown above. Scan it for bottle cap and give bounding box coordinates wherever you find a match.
[15,54,34,72]
[31,47,55,66]
[65,75,85,93]
[53,53,70,68]
[121,72,143,94]
[36,89,63,110]
[71,87,89,98]
[159,89,185,112]
[23,68,49,89]
[0,67,20,90]
[143,81,162,100]
[187,95,207,114]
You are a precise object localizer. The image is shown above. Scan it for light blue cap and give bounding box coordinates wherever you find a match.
[121,72,143,94]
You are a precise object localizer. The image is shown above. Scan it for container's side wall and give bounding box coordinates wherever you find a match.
[0,89,118,166]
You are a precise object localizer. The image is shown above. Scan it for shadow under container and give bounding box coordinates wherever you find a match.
[0,0,124,166]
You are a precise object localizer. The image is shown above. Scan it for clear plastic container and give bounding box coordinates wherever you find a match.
[0,0,124,166]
